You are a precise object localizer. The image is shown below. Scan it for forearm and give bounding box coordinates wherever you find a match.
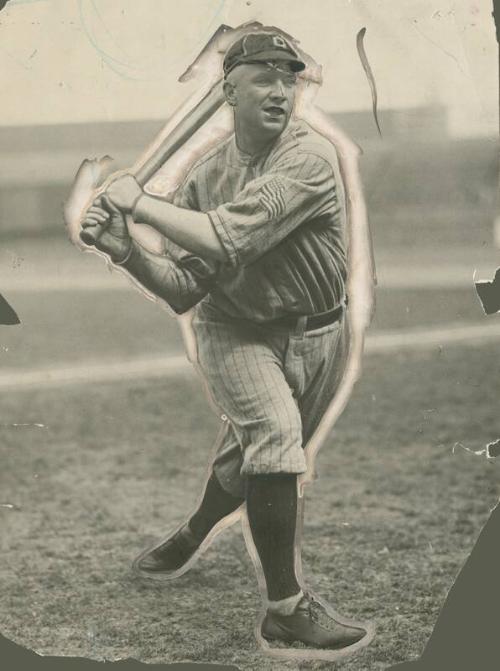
[120,240,210,314]
[133,195,228,263]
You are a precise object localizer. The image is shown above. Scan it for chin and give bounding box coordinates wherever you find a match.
[260,117,288,136]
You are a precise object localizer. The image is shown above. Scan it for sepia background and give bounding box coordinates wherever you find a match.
[1,1,499,669]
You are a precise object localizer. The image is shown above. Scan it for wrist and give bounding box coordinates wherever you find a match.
[132,193,147,221]
[111,238,133,265]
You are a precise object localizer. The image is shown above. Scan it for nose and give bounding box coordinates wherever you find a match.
[269,80,286,100]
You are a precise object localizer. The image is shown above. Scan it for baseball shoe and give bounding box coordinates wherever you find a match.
[132,511,241,580]
[133,523,201,578]
[261,593,368,650]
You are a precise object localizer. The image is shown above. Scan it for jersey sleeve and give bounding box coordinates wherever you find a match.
[207,149,338,268]
[125,242,213,314]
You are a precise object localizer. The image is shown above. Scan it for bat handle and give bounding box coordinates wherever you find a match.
[80,223,103,246]
[79,191,117,246]
[79,171,143,247]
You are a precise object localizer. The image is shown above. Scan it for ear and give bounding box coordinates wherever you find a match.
[223,80,237,107]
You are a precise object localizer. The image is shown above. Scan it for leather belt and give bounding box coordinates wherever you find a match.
[267,304,344,331]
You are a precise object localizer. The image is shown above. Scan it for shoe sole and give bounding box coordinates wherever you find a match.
[131,507,243,582]
[258,625,375,662]
[261,626,365,650]
[256,595,376,662]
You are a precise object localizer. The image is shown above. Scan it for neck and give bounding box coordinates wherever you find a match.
[234,118,280,156]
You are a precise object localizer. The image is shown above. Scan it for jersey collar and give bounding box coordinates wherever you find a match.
[228,122,298,168]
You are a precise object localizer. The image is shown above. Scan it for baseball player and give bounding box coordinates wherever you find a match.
[82,32,369,653]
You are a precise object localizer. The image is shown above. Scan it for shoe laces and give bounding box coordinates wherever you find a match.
[301,592,325,624]
[301,592,343,631]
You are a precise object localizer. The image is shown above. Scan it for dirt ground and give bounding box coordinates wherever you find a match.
[1,293,499,670]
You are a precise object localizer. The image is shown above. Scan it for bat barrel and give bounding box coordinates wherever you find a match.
[134,83,224,185]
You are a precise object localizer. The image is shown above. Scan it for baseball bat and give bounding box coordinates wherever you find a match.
[80,79,225,246]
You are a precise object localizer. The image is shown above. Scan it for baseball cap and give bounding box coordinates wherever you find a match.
[223,32,306,77]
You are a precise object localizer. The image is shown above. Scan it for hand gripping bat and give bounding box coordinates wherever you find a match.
[79,79,225,246]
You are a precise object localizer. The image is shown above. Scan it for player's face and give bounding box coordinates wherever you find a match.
[227,62,297,145]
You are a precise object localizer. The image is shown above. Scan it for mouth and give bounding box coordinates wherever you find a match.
[262,106,286,119]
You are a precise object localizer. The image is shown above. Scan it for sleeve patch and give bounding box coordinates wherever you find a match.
[258,176,287,220]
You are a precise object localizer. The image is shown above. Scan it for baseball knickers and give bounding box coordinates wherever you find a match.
[192,299,349,498]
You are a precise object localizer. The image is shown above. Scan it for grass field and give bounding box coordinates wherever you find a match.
[1,276,500,669]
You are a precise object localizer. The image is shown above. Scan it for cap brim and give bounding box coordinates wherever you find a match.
[226,51,306,75]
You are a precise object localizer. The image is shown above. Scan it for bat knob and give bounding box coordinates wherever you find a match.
[80,224,102,246]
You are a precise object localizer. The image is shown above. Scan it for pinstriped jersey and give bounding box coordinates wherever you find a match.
[169,120,347,322]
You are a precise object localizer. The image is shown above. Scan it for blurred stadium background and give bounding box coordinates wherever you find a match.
[1,104,497,245]
[1,104,499,370]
